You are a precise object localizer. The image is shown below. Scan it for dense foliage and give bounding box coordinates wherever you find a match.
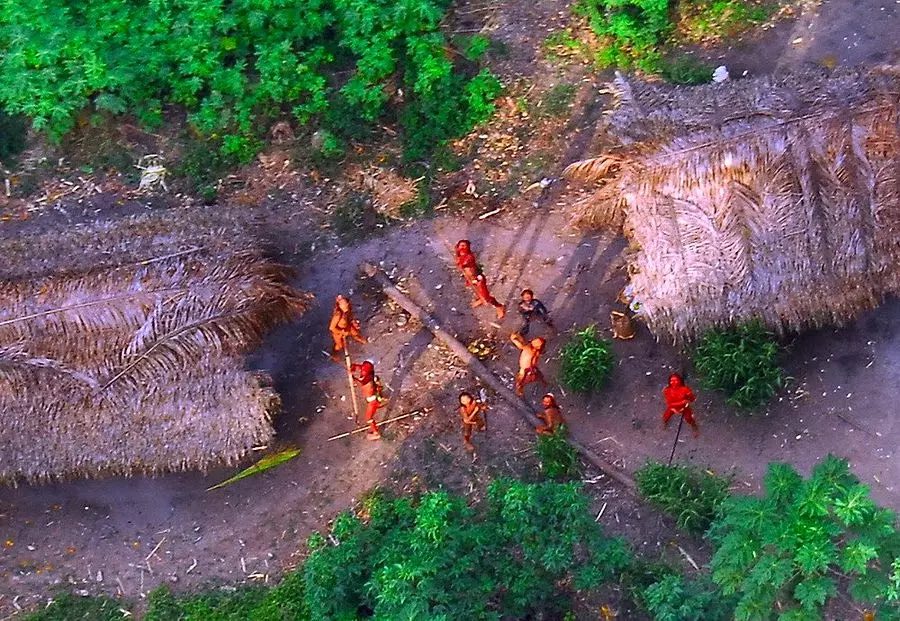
[304,479,631,618]
[693,321,784,409]
[708,456,900,620]
[559,324,615,394]
[574,0,672,71]
[535,426,579,479]
[0,0,501,163]
[29,481,631,620]
[640,572,735,621]
[144,571,307,621]
[635,461,730,534]
[573,0,774,73]
[24,593,125,621]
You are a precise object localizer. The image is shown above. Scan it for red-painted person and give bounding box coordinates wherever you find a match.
[662,373,699,438]
[351,360,385,440]
[455,239,506,320]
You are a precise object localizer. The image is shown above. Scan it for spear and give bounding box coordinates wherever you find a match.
[667,415,685,466]
[327,410,425,441]
[343,342,361,424]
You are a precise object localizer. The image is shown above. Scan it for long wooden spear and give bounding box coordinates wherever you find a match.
[343,342,361,424]
[360,262,635,492]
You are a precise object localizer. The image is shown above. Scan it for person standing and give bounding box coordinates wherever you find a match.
[351,360,385,440]
[454,239,506,320]
[662,373,699,438]
[510,332,547,397]
[329,294,367,362]
[458,391,487,452]
[517,289,554,336]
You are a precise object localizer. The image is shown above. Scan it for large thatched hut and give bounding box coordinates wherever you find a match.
[0,212,309,484]
[565,65,900,340]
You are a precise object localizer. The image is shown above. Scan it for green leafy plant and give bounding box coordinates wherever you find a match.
[538,83,578,117]
[304,479,632,618]
[641,573,736,621]
[693,321,783,408]
[536,426,579,479]
[636,461,730,534]
[659,55,713,85]
[559,324,615,393]
[708,455,900,620]
[23,593,126,621]
[574,0,672,72]
[680,0,774,43]
[0,0,500,165]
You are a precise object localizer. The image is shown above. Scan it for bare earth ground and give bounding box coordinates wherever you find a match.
[1,0,899,618]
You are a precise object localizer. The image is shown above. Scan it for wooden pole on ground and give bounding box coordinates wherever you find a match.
[360,262,635,492]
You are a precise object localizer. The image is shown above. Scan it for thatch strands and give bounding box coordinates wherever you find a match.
[0,213,310,485]
[565,66,900,339]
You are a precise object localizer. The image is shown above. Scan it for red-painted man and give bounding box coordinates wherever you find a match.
[510,332,547,397]
[329,294,367,361]
[455,239,506,320]
[351,360,385,440]
[535,393,566,435]
[662,373,699,438]
[458,391,487,452]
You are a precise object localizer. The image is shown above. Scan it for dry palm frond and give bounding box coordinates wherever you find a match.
[0,213,309,485]
[573,66,900,340]
[563,155,627,183]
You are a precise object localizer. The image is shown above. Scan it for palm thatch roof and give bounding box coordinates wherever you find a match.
[565,65,900,340]
[0,212,310,485]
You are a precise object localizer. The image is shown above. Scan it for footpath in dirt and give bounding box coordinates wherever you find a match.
[1,0,899,617]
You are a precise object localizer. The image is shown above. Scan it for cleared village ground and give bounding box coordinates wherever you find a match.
[1,0,899,618]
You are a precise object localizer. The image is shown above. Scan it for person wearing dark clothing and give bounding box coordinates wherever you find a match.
[517,289,553,336]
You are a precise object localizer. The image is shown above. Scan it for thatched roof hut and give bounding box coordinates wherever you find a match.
[565,65,900,340]
[0,212,309,484]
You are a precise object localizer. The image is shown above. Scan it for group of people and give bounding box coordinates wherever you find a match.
[328,238,699,446]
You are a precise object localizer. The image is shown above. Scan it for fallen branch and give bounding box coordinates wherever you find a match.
[327,410,426,441]
[145,536,166,562]
[360,262,636,491]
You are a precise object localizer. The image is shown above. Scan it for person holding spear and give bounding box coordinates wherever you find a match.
[329,294,367,362]
[662,373,699,463]
[350,360,386,440]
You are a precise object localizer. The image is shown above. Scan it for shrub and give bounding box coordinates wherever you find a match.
[23,593,126,621]
[635,461,730,534]
[693,321,783,408]
[538,83,578,117]
[559,325,615,393]
[304,479,632,618]
[680,0,774,43]
[708,455,900,620]
[574,0,672,72]
[659,55,713,85]
[0,0,500,164]
[536,426,579,479]
[641,573,736,621]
